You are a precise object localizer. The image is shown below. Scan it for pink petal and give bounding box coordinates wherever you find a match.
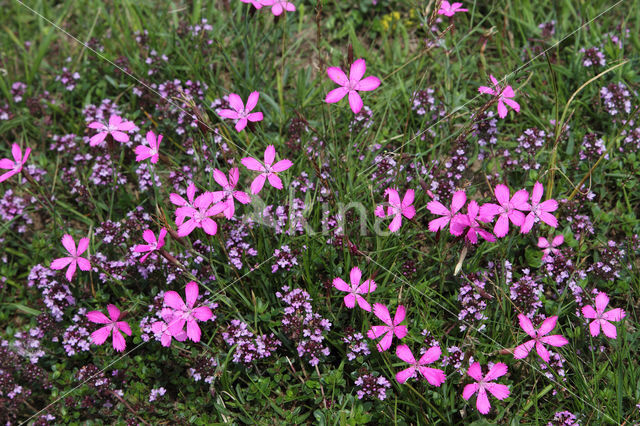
[87,121,106,130]
[264,145,276,165]
[503,98,520,112]
[418,346,441,365]
[478,86,495,95]
[50,257,73,270]
[250,175,267,194]
[76,237,90,255]
[372,303,392,325]
[493,215,509,238]
[367,325,389,339]
[332,277,351,292]
[186,320,202,342]
[247,112,263,122]
[486,383,510,400]
[61,234,77,256]
[91,326,111,345]
[393,305,406,325]
[479,203,500,220]
[531,182,543,204]
[595,293,610,314]
[111,131,129,143]
[356,279,376,294]
[537,316,558,336]
[451,191,467,213]
[218,109,240,119]
[508,210,526,226]
[227,93,244,112]
[376,331,394,351]
[535,341,551,362]
[497,100,508,118]
[245,91,260,112]
[394,325,408,339]
[589,320,601,336]
[511,189,530,210]
[388,213,402,232]
[349,267,362,287]
[602,308,625,322]
[343,293,356,308]
[419,367,446,387]
[540,335,568,347]
[185,281,199,308]
[355,76,380,92]
[89,132,107,147]
[112,329,126,351]
[538,211,558,228]
[327,67,348,86]
[537,237,550,249]
[427,200,449,216]
[117,321,132,336]
[177,218,197,237]
[462,383,479,400]
[192,306,213,321]
[135,145,152,162]
[235,118,248,132]
[494,184,510,206]
[601,320,617,339]
[476,388,491,414]
[267,173,283,189]
[513,339,535,359]
[107,304,120,321]
[164,291,186,310]
[348,91,364,114]
[65,261,77,281]
[396,367,416,383]
[402,189,415,208]
[520,213,535,234]
[355,295,372,312]
[467,362,483,381]
[349,59,367,83]
[484,362,508,381]
[241,157,265,172]
[517,314,536,337]
[551,235,564,247]
[272,159,293,172]
[87,311,111,324]
[234,191,251,204]
[325,87,348,103]
[396,344,416,364]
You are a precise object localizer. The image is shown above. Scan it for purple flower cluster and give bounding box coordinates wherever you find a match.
[600,82,632,116]
[188,356,218,383]
[548,410,579,425]
[222,320,281,365]
[28,264,75,321]
[11,82,27,102]
[271,244,302,273]
[276,286,331,366]
[580,47,606,67]
[579,133,607,162]
[342,328,371,361]
[55,67,81,91]
[61,308,92,356]
[354,370,391,401]
[510,269,543,318]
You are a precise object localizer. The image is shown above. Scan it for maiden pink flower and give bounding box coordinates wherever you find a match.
[212,168,251,219]
[0,143,31,183]
[135,131,162,164]
[479,184,529,238]
[427,190,466,233]
[133,229,167,263]
[261,0,296,15]
[375,188,415,233]
[438,1,468,16]
[325,59,380,114]
[217,92,264,132]
[395,345,446,386]
[582,292,626,339]
[164,281,213,342]
[332,266,377,312]
[367,303,407,352]
[50,235,91,281]
[513,314,568,362]
[520,182,558,233]
[151,308,188,347]
[450,200,496,243]
[87,304,132,352]
[478,75,520,119]
[538,235,564,261]
[87,114,136,146]
[462,362,510,415]
[177,193,226,237]
[241,145,293,194]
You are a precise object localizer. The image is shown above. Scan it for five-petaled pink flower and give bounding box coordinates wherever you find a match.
[450,200,496,243]
[87,304,132,352]
[333,266,377,312]
[135,131,162,164]
[375,188,415,233]
[462,362,510,415]
[520,182,558,233]
[582,292,626,339]
[241,145,293,194]
[538,235,564,261]
[261,0,296,15]
[438,1,468,16]
[151,308,188,347]
[367,303,408,352]
[325,59,381,114]
[217,92,264,132]
[176,192,226,237]
[395,345,446,386]
[164,281,213,342]
[50,234,91,281]
[478,75,520,119]
[427,190,466,233]
[513,314,568,362]
[212,168,251,219]
[0,143,31,183]
[87,114,136,146]
[133,229,167,263]
[480,184,529,238]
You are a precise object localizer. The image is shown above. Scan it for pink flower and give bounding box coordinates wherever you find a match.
[217,92,264,132]
[427,191,466,233]
[450,201,496,243]
[325,59,381,114]
[366,303,407,352]
[87,304,132,352]
[395,345,446,386]
[87,114,136,146]
[478,75,520,119]
[520,182,558,233]
[462,362,510,415]
[438,1,468,16]
[538,235,564,261]
[0,143,31,183]
[332,266,377,312]
[513,314,568,362]
[177,193,226,237]
[375,188,415,233]
[240,0,263,9]
[212,168,251,219]
[261,0,296,15]
[582,292,626,339]
[163,281,213,342]
[133,229,167,263]
[135,131,162,164]
[479,184,529,238]
[50,235,91,281]
[151,308,188,347]
[241,145,293,194]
